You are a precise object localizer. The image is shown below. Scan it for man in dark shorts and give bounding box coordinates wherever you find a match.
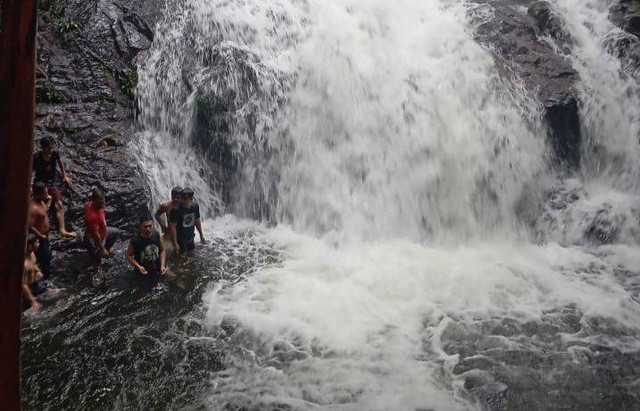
[28,182,53,280]
[169,187,206,256]
[154,186,182,242]
[126,212,177,285]
[84,189,123,260]
[33,137,76,238]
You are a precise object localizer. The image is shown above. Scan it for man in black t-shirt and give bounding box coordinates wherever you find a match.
[33,137,76,238]
[126,213,176,282]
[169,187,206,256]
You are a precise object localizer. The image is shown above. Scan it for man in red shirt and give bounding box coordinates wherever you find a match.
[84,189,123,259]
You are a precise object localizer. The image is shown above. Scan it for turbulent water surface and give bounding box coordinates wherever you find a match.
[23,0,640,409]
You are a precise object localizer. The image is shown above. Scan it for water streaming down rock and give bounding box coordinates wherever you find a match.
[129,0,640,409]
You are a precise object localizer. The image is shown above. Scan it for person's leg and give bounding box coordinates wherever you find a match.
[49,186,75,238]
[34,237,52,280]
[163,269,176,281]
[103,227,125,251]
[186,239,195,257]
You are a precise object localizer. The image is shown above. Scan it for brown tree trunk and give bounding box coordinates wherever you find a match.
[0,0,38,409]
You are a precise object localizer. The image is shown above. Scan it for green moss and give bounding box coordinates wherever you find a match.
[118,66,138,98]
[36,83,71,104]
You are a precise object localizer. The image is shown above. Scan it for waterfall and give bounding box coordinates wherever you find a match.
[133,0,547,238]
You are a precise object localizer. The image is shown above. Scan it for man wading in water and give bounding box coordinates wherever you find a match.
[154,186,182,243]
[33,137,76,238]
[169,187,206,257]
[126,212,179,286]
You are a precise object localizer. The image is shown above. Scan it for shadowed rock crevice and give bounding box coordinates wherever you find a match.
[471,0,581,170]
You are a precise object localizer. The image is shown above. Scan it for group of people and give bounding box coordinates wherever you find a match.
[23,137,207,313]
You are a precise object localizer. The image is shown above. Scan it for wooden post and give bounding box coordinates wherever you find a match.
[0,0,38,409]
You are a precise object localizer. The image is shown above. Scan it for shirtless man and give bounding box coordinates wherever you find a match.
[33,137,76,238]
[28,182,53,280]
[23,235,43,313]
[154,186,182,242]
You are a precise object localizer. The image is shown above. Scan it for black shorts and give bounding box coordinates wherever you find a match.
[134,269,161,286]
[177,238,195,253]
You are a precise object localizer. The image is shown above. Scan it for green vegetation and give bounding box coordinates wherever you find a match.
[36,83,71,104]
[118,66,139,98]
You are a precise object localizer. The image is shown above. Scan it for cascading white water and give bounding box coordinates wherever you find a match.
[133,0,640,409]
[536,0,640,246]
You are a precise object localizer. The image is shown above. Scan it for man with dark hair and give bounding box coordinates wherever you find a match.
[28,182,53,280]
[169,187,206,256]
[84,189,123,259]
[126,212,177,285]
[154,186,182,241]
[33,137,76,238]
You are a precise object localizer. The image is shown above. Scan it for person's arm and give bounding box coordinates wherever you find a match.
[125,242,147,274]
[195,204,205,243]
[57,153,72,186]
[87,226,110,257]
[195,218,206,244]
[22,265,40,313]
[22,284,40,313]
[27,205,47,239]
[154,203,168,233]
[159,238,167,274]
[169,222,179,253]
[28,211,46,240]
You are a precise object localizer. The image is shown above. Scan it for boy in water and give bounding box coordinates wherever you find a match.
[33,137,76,238]
[84,189,123,260]
[126,212,177,285]
[154,186,182,242]
[169,187,206,257]
[23,235,44,313]
[28,182,54,280]
[23,235,60,312]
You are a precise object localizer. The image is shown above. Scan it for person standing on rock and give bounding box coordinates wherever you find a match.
[126,212,178,285]
[33,137,77,238]
[84,189,123,260]
[154,186,182,242]
[28,182,54,280]
[169,187,206,257]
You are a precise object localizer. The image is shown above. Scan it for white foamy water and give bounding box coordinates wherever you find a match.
[134,0,640,408]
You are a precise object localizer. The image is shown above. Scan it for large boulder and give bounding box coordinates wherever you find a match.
[35,0,163,247]
[472,0,581,169]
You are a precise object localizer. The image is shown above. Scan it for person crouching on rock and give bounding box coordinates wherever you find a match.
[84,189,123,260]
[169,187,206,257]
[23,234,60,312]
[154,186,182,243]
[126,212,177,285]
[23,235,44,313]
[28,182,54,281]
[33,137,76,238]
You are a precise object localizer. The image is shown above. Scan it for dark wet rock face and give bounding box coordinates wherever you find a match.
[609,1,640,80]
[35,0,163,248]
[471,1,581,169]
[611,0,640,37]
